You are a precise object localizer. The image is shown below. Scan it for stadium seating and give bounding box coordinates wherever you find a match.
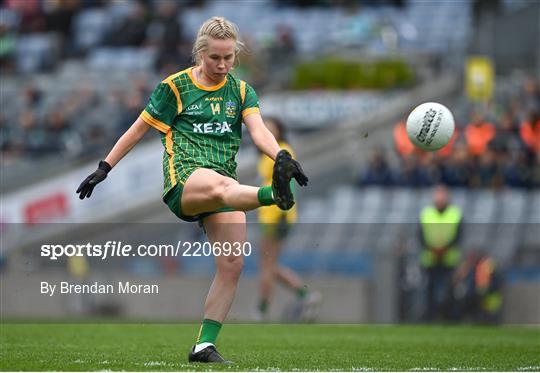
[15,34,60,74]
[282,187,540,270]
[404,0,472,53]
[179,0,471,54]
[72,8,110,52]
[88,48,157,72]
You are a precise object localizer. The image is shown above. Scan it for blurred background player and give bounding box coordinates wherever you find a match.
[419,184,463,321]
[453,250,503,324]
[256,117,321,322]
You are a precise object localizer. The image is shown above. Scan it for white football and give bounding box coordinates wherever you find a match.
[406,102,455,151]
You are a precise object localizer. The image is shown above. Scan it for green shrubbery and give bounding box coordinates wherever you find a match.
[292,58,415,90]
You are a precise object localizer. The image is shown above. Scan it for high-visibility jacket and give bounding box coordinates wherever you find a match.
[68,256,89,280]
[520,120,540,153]
[465,122,496,156]
[436,129,459,158]
[393,121,416,157]
[419,204,462,267]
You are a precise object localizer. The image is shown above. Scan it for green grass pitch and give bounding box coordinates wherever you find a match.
[1,323,538,371]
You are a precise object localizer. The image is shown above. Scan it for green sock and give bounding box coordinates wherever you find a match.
[290,179,296,194]
[257,186,274,206]
[296,286,308,299]
[196,319,222,344]
[258,299,268,314]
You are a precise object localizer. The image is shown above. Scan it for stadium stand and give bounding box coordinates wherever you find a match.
[284,187,540,268]
[0,0,538,324]
[2,0,473,156]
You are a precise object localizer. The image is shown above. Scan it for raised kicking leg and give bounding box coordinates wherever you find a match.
[182,150,301,217]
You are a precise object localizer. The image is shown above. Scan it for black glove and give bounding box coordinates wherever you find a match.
[76,160,112,199]
[290,157,308,186]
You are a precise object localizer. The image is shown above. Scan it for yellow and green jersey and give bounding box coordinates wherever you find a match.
[258,141,297,224]
[140,67,260,197]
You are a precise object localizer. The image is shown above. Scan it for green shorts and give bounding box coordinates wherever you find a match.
[260,216,291,239]
[164,183,235,223]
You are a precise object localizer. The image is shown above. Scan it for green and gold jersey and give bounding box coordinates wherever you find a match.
[140,67,260,197]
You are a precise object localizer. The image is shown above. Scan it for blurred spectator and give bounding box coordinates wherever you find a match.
[13,111,47,157]
[146,0,189,72]
[453,250,502,324]
[464,112,496,157]
[132,73,151,100]
[489,112,525,156]
[0,20,17,73]
[439,145,473,187]
[437,129,459,158]
[374,83,537,190]
[82,125,108,159]
[397,154,437,187]
[22,84,43,108]
[269,23,297,63]
[393,121,416,158]
[519,111,540,156]
[43,0,81,57]
[44,110,81,156]
[522,77,540,114]
[471,150,502,188]
[106,1,148,47]
[502,153,531,188]
[152,0,182,50]
[43,0,80,37]
[5,0,45,33]
[0,114,14,157]
[419,184,463,321]
[63,82,99,120]
[116,91,144,137]
[532,152,540,187]
[357,149,395,186]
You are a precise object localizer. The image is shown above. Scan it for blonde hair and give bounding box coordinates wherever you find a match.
[192,17,244,66]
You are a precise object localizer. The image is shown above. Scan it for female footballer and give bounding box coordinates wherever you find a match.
[256,117,320,321]
[76,17,308,364]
